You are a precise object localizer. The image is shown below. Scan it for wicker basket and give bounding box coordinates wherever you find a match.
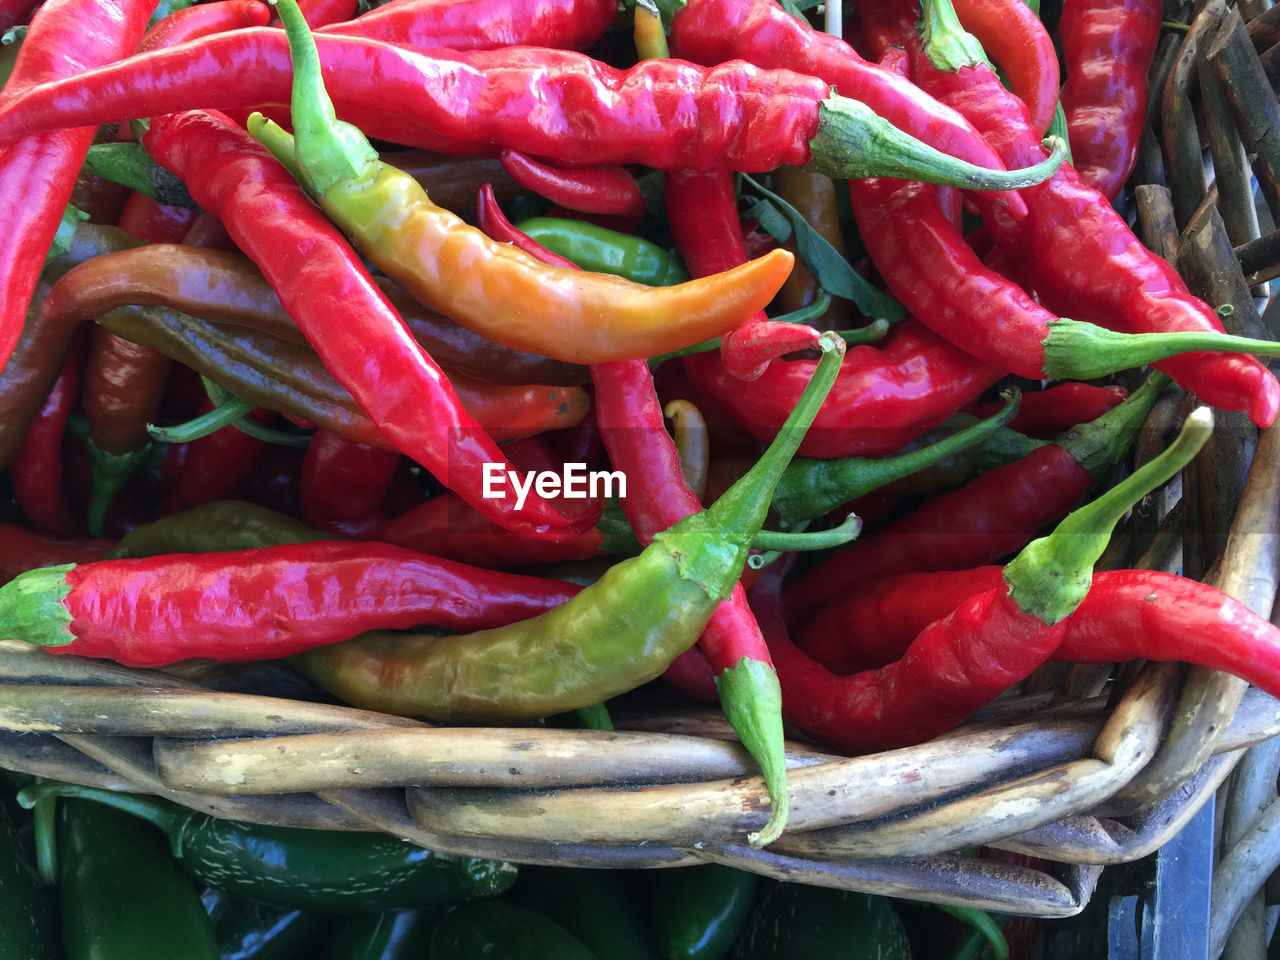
[7,0,1280,927]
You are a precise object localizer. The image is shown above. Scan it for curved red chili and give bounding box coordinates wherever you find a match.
[0,526,112,586]
[684,318,1002,460]
[880,0,1280,428]
[141,109,596,539]
[10,340,83,536]
[1059,0,1163,200]
[0,541,585,666]
[299,429,401,536]
[497,149,644,219]
[952,0,1059,134]
[782,373,1170,624]
[0,0,157,374]
[138,0,272,51]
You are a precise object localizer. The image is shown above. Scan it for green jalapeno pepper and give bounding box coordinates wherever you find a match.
[730,883,911,960]
[429,901,600,960]
[0,799,59,960]
[646,865,756,960]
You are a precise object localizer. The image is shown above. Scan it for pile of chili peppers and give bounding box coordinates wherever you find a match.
[1,0,1280,861]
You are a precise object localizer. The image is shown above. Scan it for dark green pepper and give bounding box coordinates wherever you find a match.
[204,889,332,960]
[510,867,660,960]
[646,865,756,960]
[58,797,218,960]
[515,216,690,287]
[321,909,439,960]
[729,883,911,960]
[429,901,599,960]
[0,800,59,960]
[23,782,516,914]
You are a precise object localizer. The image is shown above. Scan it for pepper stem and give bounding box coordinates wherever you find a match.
[147,394,255,444]
[17,781,190,857]
[86,440,150,538]
[1043,319,1280,381]
[0,564,75,646]
[750,513,863,552]
[771,389,1022,525]
[919,0,992,72]
[809,97,1066,190]
[267,0,378,196]
[1003,407,1213,625]
[654,333,846,601]
[1054,372,1170,478]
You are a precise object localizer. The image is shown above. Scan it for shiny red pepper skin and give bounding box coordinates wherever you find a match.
[685,318,1002,460]
[862,0,1280,428]
[0,0,158,373]
[498,149,644,219]
[299,429,401,536]
[795,568,1280,703]
[10,340,83,536]
[665,168,818,380]
[0,526,112,586]
[782,444,1093,626]
[848,175,1058,379]
[0,37,828,172]
[141,0,272,48]
[316,0,618,52]
[970,382,1127,439]
[37,541,583,666]
[1059,0,1162,200]
[952,0,1059,134]
[753,567,1069,755]
[141,110,592,539]
[667,0,1028,217]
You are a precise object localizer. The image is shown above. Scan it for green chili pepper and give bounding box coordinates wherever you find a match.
[21,782,517,914]
[0,801,58,960]
[321,909,440,960]
[289,333,846,728]
[510,867,660,960]
[204,889,332,960]
[58,797,219,960]
[429,901,600,960]
[515,216,690,286]
[729,883,911,960]
[646,864,756,960]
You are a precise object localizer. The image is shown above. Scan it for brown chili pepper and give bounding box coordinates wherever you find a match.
[0,222,141,472]
[769,166,851,331]
[41,242,590,387]
[94,303,591,447]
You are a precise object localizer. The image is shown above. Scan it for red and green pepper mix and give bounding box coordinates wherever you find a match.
[0,0,1278,883]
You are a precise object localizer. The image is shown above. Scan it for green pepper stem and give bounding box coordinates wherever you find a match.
[0,564,75,646]
[86,439,150,538]
[31,788,58,886]
[771,389,1022,525]
[1043,318,1280,381]
[267,0,378,196]
[919,0,992,72]
[655,333,845,601]
[147,395,256,444]
[715,658,787,847]
[17,781,190,852]
[1003,407,1213,624]
[809,96,1066,190]
[1054,371,1171,478]
[749,513,862,552]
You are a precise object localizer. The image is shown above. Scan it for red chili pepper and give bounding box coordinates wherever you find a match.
[684,318,1002,460]
[665,168,819,380]
[160,402,275,514]
[296,0,356,28]
[969,382,1127,439]
[0,540,584,666]
[475,185,792,844]
[951,0,1059,134]
[874,0,1280,428]
[497,149,644,220]
[316,0,618,53]
[0,526,112,586]
[760,407,1211,754]
[300,428,401,536]
[0,31,1063,189]
[1058,0,1163,200]
[138,0,271,51]
[140,109,595,539]
[781,373,1170,625]
[667,0,1034,218]
[10,337,84,536]
[0,0,157,374]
